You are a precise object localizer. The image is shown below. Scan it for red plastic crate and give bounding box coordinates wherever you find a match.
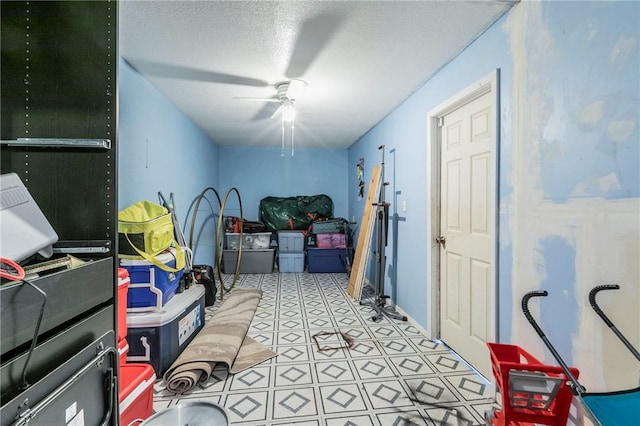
[486,343,579,426]
[119,363,155,426]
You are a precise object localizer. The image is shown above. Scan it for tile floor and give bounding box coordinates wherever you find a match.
[152,272,497,425]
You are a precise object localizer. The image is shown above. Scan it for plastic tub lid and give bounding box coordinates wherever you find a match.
[119,248,178,266]
[223,249,275,253]
[140,401,228,426]
[126,285,205,327]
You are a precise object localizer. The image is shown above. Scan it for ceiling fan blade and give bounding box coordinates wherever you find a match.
[285,13,344,79]
[233,97,281,103]
[124,58,269,87]
[251,103,282,121]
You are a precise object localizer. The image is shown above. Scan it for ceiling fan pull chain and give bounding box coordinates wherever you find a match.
[281,120,285,157]
[291,122,295,157]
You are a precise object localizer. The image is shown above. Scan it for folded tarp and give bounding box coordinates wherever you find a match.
[259,194,333,231]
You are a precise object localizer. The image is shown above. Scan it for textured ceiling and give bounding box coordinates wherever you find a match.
[119,1,515,149]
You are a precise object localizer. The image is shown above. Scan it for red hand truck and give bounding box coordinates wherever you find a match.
[485,342,579,426]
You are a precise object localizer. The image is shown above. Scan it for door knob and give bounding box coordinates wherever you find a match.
[435,236,446,248]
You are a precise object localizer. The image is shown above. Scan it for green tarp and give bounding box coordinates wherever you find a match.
[259,194,333,231]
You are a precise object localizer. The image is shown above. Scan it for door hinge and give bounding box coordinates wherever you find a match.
[438,116,445,127]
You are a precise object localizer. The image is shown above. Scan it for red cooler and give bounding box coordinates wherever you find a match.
[118,339,129,366]
[119,363,155,426]
[117,268,130,342]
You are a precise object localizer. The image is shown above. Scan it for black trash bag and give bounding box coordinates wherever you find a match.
[259,194,333,231]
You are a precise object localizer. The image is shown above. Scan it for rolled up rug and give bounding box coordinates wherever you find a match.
[163,288,277,394]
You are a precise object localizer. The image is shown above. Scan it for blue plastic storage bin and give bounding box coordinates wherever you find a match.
[120,248,184,311]
[277,231,305,253]
[278,252,305,272]
[307,248,351,273]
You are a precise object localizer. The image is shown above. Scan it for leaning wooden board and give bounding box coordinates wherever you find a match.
[347,164,382,300]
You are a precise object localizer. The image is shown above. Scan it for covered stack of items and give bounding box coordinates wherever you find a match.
[117,201,206,423]
[258,194,339,273]
[259,194,333,232]
[222,217,276,274]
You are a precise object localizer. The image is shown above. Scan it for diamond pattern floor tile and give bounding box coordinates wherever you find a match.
[319,384,368,413]
[149,272,493,425]
[273,388,318,419]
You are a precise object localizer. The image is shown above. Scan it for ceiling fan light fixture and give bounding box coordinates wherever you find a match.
[232,79,304,156]
[282,103,296,122]
[286,79,306,100]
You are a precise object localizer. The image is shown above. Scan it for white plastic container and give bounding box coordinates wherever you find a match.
[226,232,272,249]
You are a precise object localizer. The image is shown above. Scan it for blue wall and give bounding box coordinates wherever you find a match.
[218,147,348,222]
[538,2,639,202]
[118,58,220,264]
[118,0,639,391]
[348,0,639,390]
[349,7,513,328]
[119,59,349,264]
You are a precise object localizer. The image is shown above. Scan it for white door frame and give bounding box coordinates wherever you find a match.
[425,69,500,341]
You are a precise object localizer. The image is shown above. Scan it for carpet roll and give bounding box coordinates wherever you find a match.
[163,288,277,394]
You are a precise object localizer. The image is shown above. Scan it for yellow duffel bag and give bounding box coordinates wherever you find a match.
[118,200,184,272]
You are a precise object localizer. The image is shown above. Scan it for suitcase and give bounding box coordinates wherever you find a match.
[192,264,217,306]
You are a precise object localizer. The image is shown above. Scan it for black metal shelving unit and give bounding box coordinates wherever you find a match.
[1,2,119,424]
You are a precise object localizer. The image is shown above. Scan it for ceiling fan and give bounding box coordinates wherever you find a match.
[233,79,307,121]
[233,79,307,156]
[125,11,343,152]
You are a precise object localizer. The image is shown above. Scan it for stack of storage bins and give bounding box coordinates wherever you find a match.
[277,231,306,272]
[307,220,352,273]
[116,268,156,426]
[222,232,276,273]
[119,248,205,378]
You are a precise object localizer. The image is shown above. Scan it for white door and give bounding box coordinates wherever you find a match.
[437,81,497,379]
